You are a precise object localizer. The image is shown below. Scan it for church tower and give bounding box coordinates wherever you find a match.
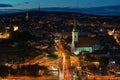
[26,12,28,20]
[71,21,78,53]
[39,4,40,12]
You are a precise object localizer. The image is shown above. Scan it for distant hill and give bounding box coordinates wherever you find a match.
[0,9,26,14]
[39,5,120,16]
[0,5,120,16]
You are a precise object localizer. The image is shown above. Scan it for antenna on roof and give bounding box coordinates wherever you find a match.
[38,3,40,12]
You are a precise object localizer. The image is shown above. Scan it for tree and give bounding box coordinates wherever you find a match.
[99,57,109,67]
[0,65,9,78]
[99,57,109,75]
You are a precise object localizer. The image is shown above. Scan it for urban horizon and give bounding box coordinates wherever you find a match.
[0,0,119,80]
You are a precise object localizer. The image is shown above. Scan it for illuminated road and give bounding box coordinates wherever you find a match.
[87,75,115,80]
[5,39,79,80]
[2,76,57,80]
[55,40,73,80]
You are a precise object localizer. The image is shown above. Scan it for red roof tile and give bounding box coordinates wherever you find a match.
[75,36,100,47]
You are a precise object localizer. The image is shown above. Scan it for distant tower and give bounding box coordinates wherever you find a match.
[39,4,40,12]
[71,20,78,53]
[26,12,28,20]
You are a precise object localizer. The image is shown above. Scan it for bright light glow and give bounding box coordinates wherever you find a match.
[50,66,58,70]
[107,29,115,36]
[0,32,10,39]
[111,61,115,64]
[53,51,58,56]
[5,26,10,30]
[13,26,19,31]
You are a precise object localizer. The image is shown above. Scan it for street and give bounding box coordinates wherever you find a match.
[2,76,57,80]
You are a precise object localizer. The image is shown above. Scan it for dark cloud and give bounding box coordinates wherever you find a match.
[15,2,29,6]
[24,2,29,4]
[0,3,13,7]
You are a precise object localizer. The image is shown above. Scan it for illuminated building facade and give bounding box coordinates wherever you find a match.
[71,25,101,55]
[0,32,10,39]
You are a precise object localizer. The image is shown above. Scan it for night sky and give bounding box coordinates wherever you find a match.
[0,0,120,9]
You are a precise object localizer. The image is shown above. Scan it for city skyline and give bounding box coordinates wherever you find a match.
[0,0,120,9]
[0,1,119,79]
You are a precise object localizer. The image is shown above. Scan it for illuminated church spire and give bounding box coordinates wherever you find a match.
[72,20,78,42]
[71,20,78,53]
[26,12,28,20]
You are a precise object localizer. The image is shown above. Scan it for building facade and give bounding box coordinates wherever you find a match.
[71,25,101,55]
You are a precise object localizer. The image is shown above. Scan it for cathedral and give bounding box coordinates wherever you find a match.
[71,24,101,55]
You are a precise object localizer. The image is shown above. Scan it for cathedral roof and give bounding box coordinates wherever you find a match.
[75,36,100,48]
